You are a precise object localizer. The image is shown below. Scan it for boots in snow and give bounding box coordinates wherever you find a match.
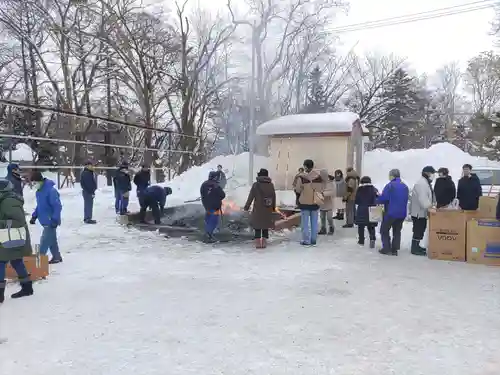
[357,238,365,245]
[49,257,63,264]
[84,219,97,224]
[379,248,397,256]
[318,227,327,235]
[342,224,354,228]
[328,226,334,235]
[337,211,345,220]
[411,239,426,256]
[11,278,33,299]
[369,239,376,249]
[0,281,4,304]
[255,238,266,249]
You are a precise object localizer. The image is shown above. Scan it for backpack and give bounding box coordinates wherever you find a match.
[256,183,273,208]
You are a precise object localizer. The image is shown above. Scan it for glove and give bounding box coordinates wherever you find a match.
[29,217,37,225]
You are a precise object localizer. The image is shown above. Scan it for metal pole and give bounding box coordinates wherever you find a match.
[248,22,256,185]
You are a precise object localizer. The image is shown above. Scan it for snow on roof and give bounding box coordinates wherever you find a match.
[4,143,34,161]
[256,112,363,136]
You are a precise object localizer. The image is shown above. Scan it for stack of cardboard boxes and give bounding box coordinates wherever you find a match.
[5,244,49,281]
[428,196,500,266]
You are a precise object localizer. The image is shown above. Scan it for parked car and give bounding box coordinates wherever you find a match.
[473,166,500,196]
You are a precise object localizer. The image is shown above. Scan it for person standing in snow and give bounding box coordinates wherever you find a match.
[292,167,305,208]
[343,167,359,228]
[80,161,97,224]
[457,164,482,210]
[29,171,63,264]
[409,166,436,256]
[333,169,346,220]
[294,159,323,246]
[243,168,276,249]
[215,164,227,190]
[0,179,34,303]
[133,164,151,197]
[115,161,132,215]
[434,167,456,208]
[354,176,379,248]
[6,163,23,197]
[139,185,172,224]
[318,169,335,235]
[377,169,409,256]
[200,171,226,243]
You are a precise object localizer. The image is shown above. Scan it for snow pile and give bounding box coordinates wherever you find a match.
[3,143,34,161]
[364,143,500,190]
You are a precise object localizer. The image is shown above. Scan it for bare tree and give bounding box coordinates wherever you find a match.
[465,51,500,115]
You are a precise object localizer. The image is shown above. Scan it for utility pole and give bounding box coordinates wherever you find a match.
[248,21,256,185]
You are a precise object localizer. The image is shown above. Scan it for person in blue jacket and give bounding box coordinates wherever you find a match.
[200,171,226,242]
[114,161,131,215]
[6,163,23,197]
[29,171,63,264]
[133,164,151,197]
[376,168,409,256]
[80,161,97,224]
[139,185,172,224]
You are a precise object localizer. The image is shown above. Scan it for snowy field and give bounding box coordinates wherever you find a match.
[1,143,500,374]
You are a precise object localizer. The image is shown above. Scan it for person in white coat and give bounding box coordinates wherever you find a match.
[409,166,436,256]
[318,169,336,235]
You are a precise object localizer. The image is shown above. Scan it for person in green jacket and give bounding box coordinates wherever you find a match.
[0,179,34,303]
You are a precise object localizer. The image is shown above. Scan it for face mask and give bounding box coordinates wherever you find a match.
[36,181,43,189]
[389,176,394,181]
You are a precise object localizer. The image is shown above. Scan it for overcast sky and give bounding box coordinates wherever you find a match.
[333,0,496,73]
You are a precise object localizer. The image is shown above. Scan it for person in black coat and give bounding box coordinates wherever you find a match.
[133,165,151,197]
[200,171,226,242]
[457,164,482,210]
[115,161,132,215]
[354,176,379,248]
[434,167,456,208]
[80,161,98,224]
[139,185,172,224]
[6,163,23,197]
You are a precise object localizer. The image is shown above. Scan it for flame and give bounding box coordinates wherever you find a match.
[221,200,241,213]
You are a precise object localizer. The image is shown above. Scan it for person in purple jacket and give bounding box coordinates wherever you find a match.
[376,168,409,256]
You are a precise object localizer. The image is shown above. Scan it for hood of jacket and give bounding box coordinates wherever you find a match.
[319,169,329,181]
[300,169,322,183]
[346,170,359,179]
[38,178,56,191]
[0,178,23,204]
[256,176,272,184]
[7,163,19,174]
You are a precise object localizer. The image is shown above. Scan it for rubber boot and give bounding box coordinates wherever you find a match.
[318,227,327,235]
[11,277,33,299]
[0,280,5,303]
[411,239,426,256]
[328,226,334,235]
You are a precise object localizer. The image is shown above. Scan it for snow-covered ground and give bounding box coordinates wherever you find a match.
[1,143,500,374]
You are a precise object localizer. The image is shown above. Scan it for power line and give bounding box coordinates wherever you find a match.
[326,1,495,34]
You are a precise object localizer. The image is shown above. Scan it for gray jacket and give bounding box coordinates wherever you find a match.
[335,179,347,197]
[409,176,435,218]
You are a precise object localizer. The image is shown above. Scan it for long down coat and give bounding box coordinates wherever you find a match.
[0,179,33,262]
[244,176,276,230]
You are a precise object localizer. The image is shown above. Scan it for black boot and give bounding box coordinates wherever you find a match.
[318,227,327,235]
[379,247,397,256]
[357,238,365,245]
[369,239,376,249]
[328,226,334,235]
[411,239,426,256]
[49,257,63,264]
[84,219,97,224]
[11,278,33,299]
[342,224,354,228]
[337,211,344,220]
[0,280,5,303]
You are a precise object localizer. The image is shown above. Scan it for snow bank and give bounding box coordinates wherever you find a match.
[365,143,500,190]
[4,143,34,162]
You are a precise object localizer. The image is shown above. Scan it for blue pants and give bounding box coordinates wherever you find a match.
[114,186,120,213]
[39,226,62,259]
[300,209,319,244]
[204,212,220,235]
[118,193,129,215]
[0,259,28,281]
[82,191,94,221]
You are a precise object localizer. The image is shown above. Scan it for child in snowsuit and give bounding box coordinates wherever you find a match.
[200,171,226,242]
[318,169,336,235]
[354,176,379,248]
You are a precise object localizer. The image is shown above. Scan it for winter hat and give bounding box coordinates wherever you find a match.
[422,166,436,174]
[360,176,372,184]
[303,159,314,171]
[208,171,218,180]
[7,163,19,173]
[389,169,400,178]
[438,167,449,176]
[31,171,44,182]
[257,168,269,177]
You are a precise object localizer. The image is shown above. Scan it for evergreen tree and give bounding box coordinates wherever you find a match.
[301,65,328,113]
[374,68,425,150]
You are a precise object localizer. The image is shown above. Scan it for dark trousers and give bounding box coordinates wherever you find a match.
[139,196,161,224]
[0,259,28,282]
[204,211,220,235]
[358,225,376,241]
[82,191,94,221]
[411,217,427,241]
[254,229,269,239]
[380,217,404,250]
[295,192,300,207]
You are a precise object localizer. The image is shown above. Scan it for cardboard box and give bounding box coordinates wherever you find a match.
[6,254,49,281]
[274,213,300,230]
[428,210,470,261]
[466,219,500,266]
[478,196,498,219]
